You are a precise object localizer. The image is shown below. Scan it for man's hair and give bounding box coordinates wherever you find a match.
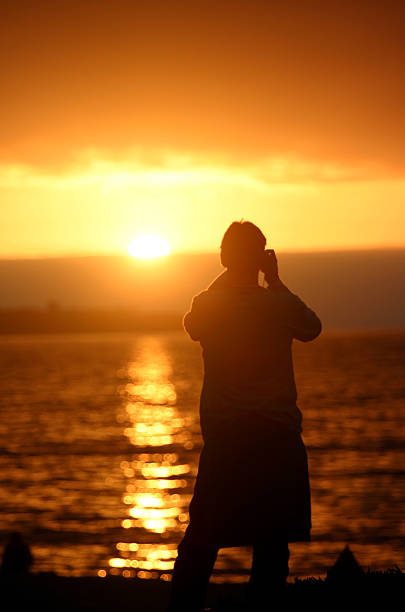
[220,220,267,268]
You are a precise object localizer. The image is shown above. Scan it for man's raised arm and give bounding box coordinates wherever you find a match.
[261,249,322,342]
[267,277,322,342]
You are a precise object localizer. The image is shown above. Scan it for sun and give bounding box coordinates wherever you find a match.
[128,235,171,259]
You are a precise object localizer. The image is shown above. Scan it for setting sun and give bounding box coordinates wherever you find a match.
[128,235,171,259]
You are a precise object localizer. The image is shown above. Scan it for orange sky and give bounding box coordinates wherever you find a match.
[1,0,405,257]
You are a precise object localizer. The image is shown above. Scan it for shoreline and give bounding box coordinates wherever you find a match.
[1,568,403,611]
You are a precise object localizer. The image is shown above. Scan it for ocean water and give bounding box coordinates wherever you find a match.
[0,330,404,582]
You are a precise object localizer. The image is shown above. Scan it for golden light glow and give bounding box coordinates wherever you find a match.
[128,234,171,258]
[3,158,405,258]
[109,336,194,579]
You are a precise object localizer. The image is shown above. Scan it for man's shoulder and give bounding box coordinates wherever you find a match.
[191,289,211,305]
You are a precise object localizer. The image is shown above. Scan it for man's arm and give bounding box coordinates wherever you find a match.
[267,277,322,341]
[183,292,209,341]
[262,250,322,342]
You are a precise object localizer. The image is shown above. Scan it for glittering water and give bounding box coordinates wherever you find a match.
[0,330,404,581]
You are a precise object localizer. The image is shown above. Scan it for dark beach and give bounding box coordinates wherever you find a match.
[1,568,403,611]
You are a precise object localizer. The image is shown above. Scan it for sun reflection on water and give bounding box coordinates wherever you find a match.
[105,336,195,579]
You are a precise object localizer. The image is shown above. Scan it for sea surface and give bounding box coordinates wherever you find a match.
[0,330,404,582]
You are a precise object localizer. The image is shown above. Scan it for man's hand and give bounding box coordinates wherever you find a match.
[260,249,279,284]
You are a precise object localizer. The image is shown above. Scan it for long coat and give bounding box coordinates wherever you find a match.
[183,271,322,547]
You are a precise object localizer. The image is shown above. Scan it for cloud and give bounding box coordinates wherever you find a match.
[0,149,399,193]
[1,1,405,175]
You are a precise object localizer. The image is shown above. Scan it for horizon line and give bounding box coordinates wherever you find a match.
[1,243,405,262]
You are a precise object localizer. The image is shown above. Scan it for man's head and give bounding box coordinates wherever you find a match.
[220,220,267,270]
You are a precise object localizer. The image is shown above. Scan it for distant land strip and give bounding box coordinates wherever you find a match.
[0,307,183,334]
[1,250,405,329]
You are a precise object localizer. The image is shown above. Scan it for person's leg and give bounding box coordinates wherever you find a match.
[247,538,289,604]
[166,528,218,612]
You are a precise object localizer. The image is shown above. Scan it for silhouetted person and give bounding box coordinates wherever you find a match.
[166,221,322,611]
[1,531,33,574]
